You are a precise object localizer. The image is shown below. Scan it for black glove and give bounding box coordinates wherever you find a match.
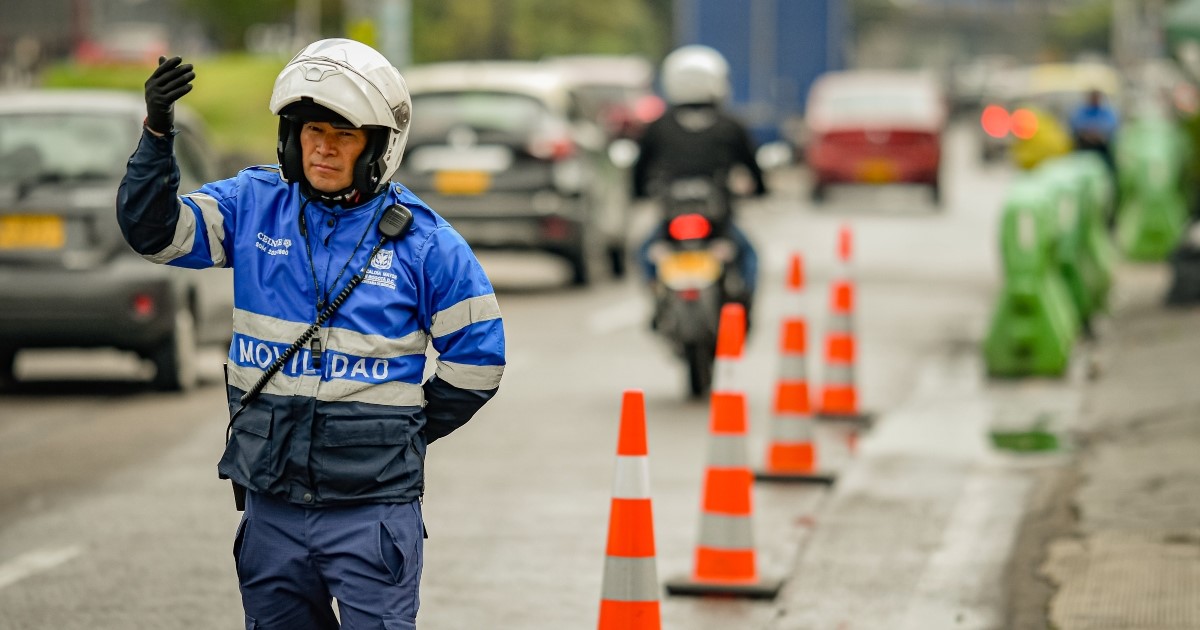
[144,56,195,134]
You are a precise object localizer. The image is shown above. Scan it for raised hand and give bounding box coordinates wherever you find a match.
[144,56,195,134]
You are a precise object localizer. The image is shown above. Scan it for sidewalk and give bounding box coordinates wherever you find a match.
[766,263,1199,629]
[1036,264,1200,629]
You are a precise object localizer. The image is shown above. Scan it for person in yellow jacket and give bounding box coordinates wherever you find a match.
[1009,105,1073,170]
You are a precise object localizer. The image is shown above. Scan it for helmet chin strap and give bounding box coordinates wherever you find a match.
[302,181,362,205]
[300,176,387,207]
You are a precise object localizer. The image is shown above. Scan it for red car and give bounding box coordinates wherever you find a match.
[804,70,946,205]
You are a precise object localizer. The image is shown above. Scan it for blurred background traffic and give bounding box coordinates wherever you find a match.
[4,0,1196,172]
[3,1,1200,629]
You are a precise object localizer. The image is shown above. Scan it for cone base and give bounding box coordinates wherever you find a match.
[754,469,836,485]
[816,411,874,428]
[664,575,784,600]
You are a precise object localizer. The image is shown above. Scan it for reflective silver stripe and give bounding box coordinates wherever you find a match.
[769,417,814,442]
[698,513,755,549]
[431,294,502,339]
[600,556,659,602]
[318,378,425,406]
[144,198,197,264]
[234,309,310,345]
[234,309,429,359]
[183,193,227,267]
[706,434,748,468]
[612,456,651,499]
[826,315,853,333]
[824,365,854,384]
[328,327,428,360]
[435,360,503,390]
[777,355,808,379]
[712,356,743,393]
[227,362,314,398]
[227,363,425,406]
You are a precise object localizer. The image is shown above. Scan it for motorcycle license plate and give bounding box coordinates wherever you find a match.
[659,251,721,285]
[0,215,65,250]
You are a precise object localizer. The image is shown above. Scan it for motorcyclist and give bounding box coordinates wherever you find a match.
[633,45,766,326]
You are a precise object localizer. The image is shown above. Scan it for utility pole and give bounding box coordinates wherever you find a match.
[1112,0,1166,71]
[295,0,320,50]
[377,0,412,68]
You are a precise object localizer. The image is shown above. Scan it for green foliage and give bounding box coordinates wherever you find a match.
[1046,0,1113,57]
[41,55,284,163]
[178,0,293,50]
[409,0,667,63]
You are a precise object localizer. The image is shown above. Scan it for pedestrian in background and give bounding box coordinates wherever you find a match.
[1069,88,1120,174]
[117,39,505,629]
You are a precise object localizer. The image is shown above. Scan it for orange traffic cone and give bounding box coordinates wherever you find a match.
[817,226,874,425]
[666,304,784,599]
[755,254,835,484]
[598,390,661,630]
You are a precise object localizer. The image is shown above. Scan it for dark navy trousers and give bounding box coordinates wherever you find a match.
[234,491,424,630]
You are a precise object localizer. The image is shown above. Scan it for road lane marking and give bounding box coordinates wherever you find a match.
[0,545,83,590]
[588,299,647,335]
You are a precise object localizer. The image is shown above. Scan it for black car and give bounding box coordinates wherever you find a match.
[395,62,632,286]
[0,90,233,390]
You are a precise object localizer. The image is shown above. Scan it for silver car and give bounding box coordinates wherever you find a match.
[0,90,233,390]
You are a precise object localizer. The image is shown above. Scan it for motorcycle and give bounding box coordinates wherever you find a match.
[646,177,745,398]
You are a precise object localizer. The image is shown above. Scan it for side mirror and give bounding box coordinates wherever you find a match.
[607,138,640,169]
[756,141,794,171]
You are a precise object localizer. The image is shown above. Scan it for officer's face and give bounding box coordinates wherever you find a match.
[300,122,368,193]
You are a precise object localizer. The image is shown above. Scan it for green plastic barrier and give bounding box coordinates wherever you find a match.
[1114,118,1190,261]
[1037,154,1117,326]
[1066,151,1120,285]
[984,176,1080,377]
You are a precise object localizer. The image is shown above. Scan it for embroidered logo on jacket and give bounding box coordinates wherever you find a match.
[365,248,398,290]
[256,232,291,256]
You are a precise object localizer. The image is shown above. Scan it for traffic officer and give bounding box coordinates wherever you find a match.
[117,39,506,629]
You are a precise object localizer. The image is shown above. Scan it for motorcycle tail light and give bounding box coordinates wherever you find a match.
[981,105,1010,139]
[1011,108,1038,140]
[668,213,712,241]
[131,293,156,319]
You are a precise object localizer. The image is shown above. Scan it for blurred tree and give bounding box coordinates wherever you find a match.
[410,0,666,62]
[1046,0,1112,58]
[179,0,289,50]
[180,0,344,51]
[178,0,668,60]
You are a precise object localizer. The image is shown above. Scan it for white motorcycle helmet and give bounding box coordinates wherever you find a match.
[660,45,731,106]
[269,38,412,199]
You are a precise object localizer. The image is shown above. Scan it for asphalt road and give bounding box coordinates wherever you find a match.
[0,124,1016,629]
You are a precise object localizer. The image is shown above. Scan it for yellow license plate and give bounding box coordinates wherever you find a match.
[0,215,65,250]
[434,171,490,195]
[858,159,897,183]
[660,251,721,284]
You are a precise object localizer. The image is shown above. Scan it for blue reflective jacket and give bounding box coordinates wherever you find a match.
[117,130,505,506]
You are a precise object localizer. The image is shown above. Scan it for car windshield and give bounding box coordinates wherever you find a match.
[0,112,136,184]
[570,85,636,119]
[410,92,551,142]
[815,90,938,125]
